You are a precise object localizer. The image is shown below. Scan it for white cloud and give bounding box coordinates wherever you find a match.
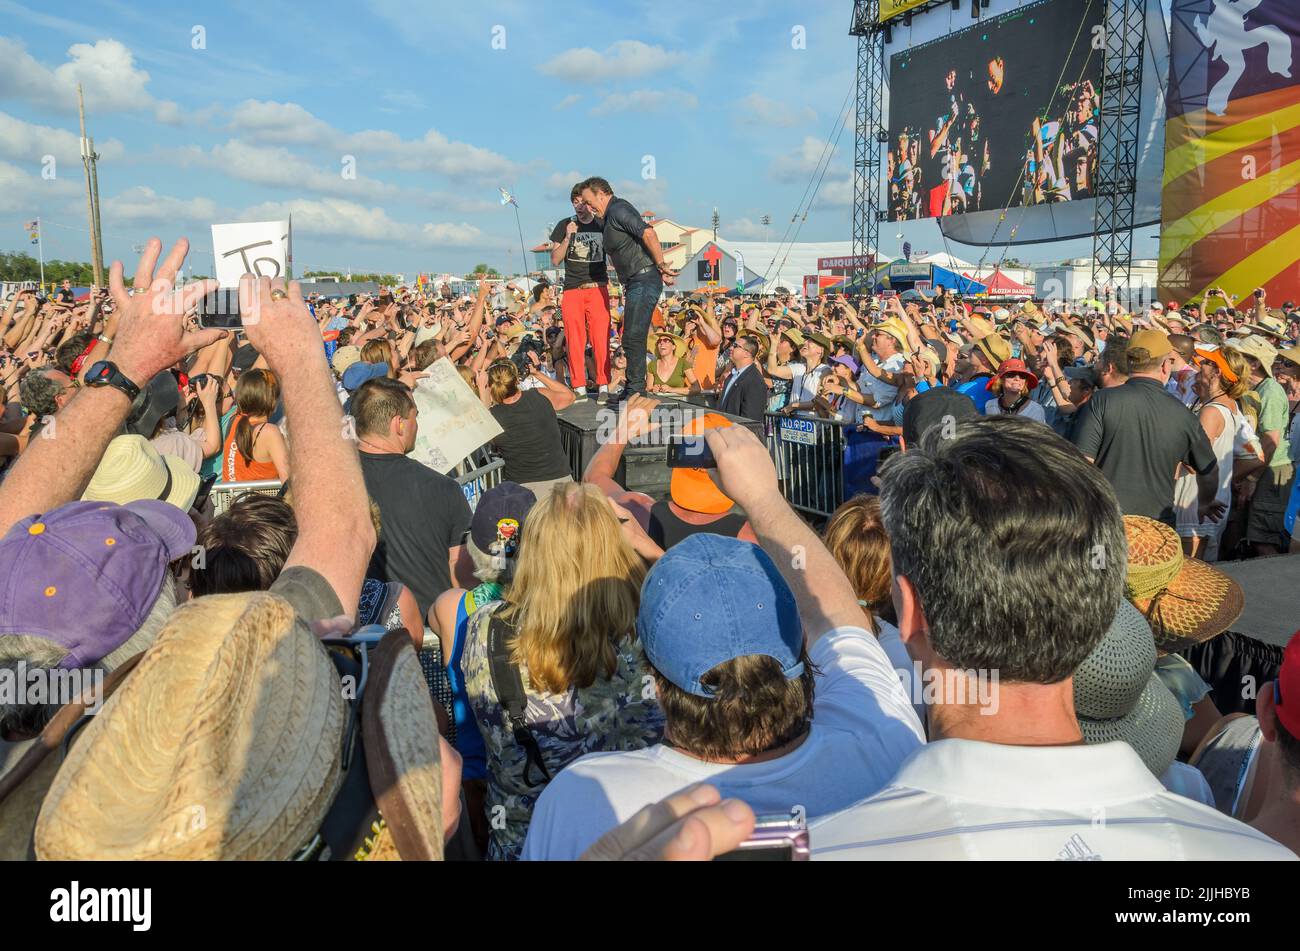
[739,93,816,129]
[239,197,492,248]
[224,100,517,182]
[590,89,697,117]
[545,170,585,200]
[0,160,78,214]
[208,140,400,202]
[611,177,671,217]
[0,37,178,119]
[100,185,221,224]
[554,94,581,111]
[724,217,774,240]
[0,111,125,166]
[225,99,335,146]
[540,40,687,82]
[813,178,854,209]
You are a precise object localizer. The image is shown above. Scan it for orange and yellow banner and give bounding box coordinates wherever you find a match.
[1158,1,1300,306]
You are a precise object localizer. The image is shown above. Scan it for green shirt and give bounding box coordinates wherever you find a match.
[1254,377,1291,469]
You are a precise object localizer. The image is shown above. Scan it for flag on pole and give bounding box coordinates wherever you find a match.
[499,187,518,208]
[25,220,39,245]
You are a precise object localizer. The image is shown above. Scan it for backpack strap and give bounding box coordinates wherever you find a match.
[486,612,552,788]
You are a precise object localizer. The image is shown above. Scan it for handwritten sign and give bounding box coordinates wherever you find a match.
[211,221,289,287]
[410,358,503,474]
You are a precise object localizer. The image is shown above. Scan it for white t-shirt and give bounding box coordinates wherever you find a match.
[789,361,830,405]
[860,353,907,421]
[811,738,1296,860]
[520,627,925,861]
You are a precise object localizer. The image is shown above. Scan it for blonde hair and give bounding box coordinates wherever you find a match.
[1218,346,1251,401]
[500,483,645,693]
[361,339,395,371]
[487,361,520,405]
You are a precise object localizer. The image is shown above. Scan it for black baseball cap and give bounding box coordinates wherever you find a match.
[902,387,978,448]
[469,482,538,555]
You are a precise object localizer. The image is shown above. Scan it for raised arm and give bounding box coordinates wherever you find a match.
[241,276,375,614]
[0,238,225,534]
[706,425,870,644]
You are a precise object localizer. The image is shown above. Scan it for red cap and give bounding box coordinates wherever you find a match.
[1276,630,1300,738]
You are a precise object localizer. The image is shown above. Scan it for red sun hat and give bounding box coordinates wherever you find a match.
[993,357,1039,390]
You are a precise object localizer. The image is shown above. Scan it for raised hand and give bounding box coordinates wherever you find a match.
[107,237,225,385]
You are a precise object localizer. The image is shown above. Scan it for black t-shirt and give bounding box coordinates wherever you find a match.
[600,196,654,280]
[550,217,608,290]
[56,287,74,303]
[1072,376,1218,526]
[490,389,571,484]
[359,451,471,619]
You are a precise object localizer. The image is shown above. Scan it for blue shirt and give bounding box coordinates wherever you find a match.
[955,375,994,407]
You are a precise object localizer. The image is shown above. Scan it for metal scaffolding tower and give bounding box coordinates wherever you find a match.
[850,0,885,289]
[1091,0,1146,299]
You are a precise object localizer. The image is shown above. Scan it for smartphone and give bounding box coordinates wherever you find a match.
[196,289,243,329]
[666,434,716,469]
[714,813,810,861]
[192,474,218,513]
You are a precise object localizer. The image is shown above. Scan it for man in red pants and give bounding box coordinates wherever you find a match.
[550,183,611,396]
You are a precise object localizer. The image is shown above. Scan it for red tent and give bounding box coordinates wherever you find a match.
[964,268,1032,296]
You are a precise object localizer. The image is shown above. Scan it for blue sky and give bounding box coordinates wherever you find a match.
[0,0,1156,278]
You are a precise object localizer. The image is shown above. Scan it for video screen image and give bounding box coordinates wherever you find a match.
[886,0,1105,221]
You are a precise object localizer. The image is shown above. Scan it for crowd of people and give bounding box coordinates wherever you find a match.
[1,174,1299,862]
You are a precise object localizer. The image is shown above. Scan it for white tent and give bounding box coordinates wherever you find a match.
[714,240,876,293]
[915,251,977,272]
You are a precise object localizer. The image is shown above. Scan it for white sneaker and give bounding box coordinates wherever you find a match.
[598,384,609,394]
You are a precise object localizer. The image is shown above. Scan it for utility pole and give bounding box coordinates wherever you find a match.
[77,84,104,287]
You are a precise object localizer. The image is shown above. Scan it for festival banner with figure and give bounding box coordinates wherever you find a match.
[1159,0,1300,305]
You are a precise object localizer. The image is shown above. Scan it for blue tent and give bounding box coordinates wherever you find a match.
[929,265,986,295]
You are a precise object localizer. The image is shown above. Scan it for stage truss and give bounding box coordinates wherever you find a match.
[850,0,885,290]
[1090,0,1146,295]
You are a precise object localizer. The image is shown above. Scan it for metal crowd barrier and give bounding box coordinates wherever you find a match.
[209,449,504,517]
[762,412,896,520]
[209,479,285,516]
[454,456,504,512]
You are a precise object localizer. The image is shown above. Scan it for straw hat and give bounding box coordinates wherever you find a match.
[1123,516,1244,652]
[671,414,734,515]
[1074,598,1183,777]
[331,345,362,375]
[82,435,200,512]
[651,331,688,360]
[36,592,346,860]
[1243,311,1287,339]
[869,318,909,350]
[1235,334,1279,377]
[973,333,1010,369]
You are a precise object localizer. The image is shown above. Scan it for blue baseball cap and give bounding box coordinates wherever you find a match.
[637,534,803,698]
[341,360,389,392]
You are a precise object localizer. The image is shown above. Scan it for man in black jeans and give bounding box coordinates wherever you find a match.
[577,176,677,404]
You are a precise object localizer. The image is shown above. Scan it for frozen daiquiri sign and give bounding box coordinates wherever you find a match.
[1159,0,1300,305]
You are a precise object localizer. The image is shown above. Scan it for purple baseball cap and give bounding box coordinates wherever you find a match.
[0,500,194,669]
[830,354,860,375]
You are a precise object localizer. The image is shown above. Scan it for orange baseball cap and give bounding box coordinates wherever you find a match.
[670,414,734,515]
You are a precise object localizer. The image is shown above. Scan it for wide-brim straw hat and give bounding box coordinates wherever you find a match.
[651,331,688,360]
[1074,598,1183,777]
[36,592,346,860]
[1123,516,1244,652]
[82,434,200,512]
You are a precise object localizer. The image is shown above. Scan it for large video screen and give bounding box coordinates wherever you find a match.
[886,0,1105,222]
